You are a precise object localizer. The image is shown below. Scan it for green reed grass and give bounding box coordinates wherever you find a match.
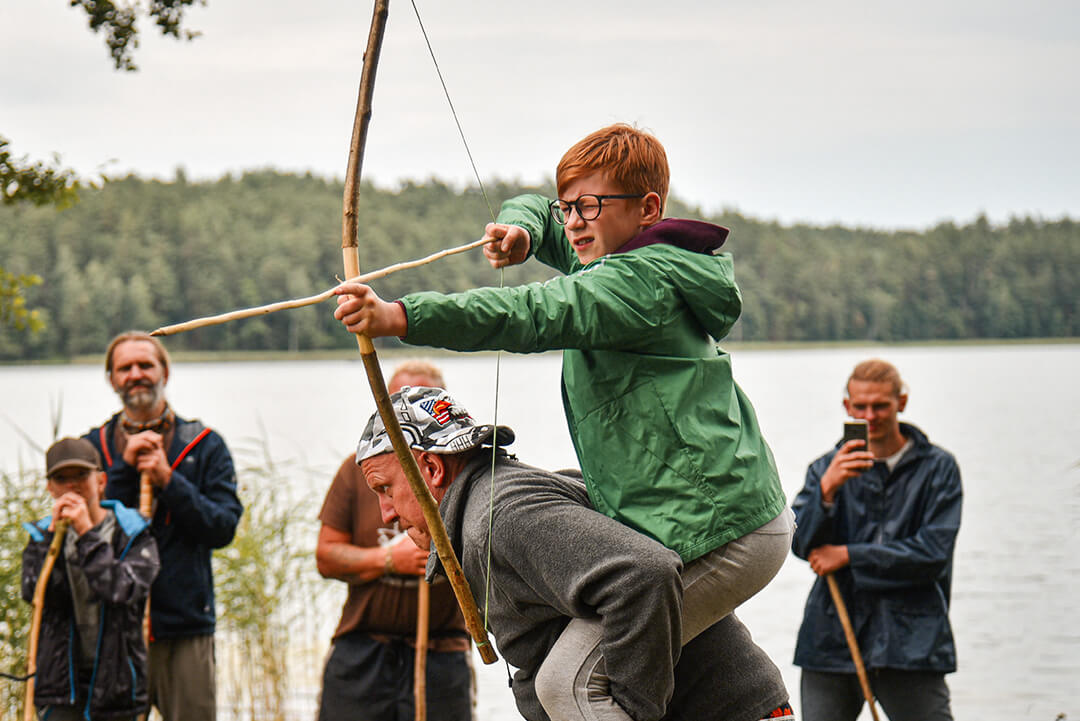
[0,470,49,717]
[213,441,322,721]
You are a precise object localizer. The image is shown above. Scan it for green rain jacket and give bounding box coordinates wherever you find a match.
[400,194,785,561]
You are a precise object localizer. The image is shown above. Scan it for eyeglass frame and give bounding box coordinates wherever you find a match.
[548,193,647,225]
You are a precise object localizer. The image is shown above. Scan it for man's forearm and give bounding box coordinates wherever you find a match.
[316,542,387,584]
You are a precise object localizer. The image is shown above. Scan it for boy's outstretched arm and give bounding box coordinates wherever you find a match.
[333,283,408,338]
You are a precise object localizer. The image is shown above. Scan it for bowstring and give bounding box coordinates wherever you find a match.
[408,0,504,652]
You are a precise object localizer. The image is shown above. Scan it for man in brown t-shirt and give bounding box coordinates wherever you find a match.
[315,362,472,721]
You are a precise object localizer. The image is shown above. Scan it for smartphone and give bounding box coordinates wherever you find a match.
[842,420,869,449]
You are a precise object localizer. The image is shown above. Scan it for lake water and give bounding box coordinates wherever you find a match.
[1,343,1077,720]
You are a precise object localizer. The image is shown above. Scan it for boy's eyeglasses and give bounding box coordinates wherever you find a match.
[548,194,645,225]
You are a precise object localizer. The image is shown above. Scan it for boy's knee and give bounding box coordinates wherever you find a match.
[534,654,569,715]
[534,623,600,718]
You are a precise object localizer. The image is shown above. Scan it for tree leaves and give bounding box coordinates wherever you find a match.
[68,0,204,72]
[0,137,81,209]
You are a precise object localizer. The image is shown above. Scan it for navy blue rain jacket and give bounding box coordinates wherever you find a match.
[791,423,962,673]
[85,413,243,639]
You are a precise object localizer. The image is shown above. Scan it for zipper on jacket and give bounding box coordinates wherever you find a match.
[67,622,76,704]
[83,603,109,719]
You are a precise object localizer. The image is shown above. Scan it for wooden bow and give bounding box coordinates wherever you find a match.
[340,0,496,666]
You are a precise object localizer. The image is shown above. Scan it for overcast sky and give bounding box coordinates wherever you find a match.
[3,0,1078,229]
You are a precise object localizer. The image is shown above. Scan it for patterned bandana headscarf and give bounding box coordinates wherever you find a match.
[355,386,514,463]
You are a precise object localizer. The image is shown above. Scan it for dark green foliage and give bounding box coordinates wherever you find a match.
[718,212,1078,342]
[0,137,81,209]
[1,135,86,335]
[0,171,1075,360]
[69,0,204,72]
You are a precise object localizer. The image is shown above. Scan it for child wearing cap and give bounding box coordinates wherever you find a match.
[22,437,159,721]
[334,124,792,720]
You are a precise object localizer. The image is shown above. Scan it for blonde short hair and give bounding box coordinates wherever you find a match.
[847,359,904,397]
[389,359,446,390]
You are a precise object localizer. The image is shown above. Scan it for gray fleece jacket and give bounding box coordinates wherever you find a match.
[429,451,787,721]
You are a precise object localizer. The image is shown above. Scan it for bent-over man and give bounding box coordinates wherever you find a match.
[356,386,794,721]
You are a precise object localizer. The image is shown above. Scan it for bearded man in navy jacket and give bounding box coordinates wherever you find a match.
[792,358,962,721]
[84,331,243,721]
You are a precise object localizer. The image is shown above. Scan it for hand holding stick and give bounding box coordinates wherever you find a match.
[825,573,880,721]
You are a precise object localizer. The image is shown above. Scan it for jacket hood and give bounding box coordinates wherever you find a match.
[616,218,729,255]
[613,218,739,343]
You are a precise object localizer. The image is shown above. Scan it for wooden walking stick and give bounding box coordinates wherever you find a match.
[414,581,430,721]
[340,0,496,667]
[138,471,154,518]
[24,519,69,721]
[139,472,153,650]
[825,573,881,721]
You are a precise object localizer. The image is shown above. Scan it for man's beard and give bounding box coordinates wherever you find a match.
[120,379,165,414]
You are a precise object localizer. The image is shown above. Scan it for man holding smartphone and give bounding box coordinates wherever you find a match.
[790,358,963,721]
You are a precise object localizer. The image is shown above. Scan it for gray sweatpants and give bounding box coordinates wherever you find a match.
[534,509,795,721]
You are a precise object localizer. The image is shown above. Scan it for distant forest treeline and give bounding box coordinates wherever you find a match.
[0,170,1075,360]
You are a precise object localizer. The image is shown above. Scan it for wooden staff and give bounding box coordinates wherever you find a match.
[138,471,154,518]
[149,237,490,337]
[825,573,880,721]
[24,519,69,721]
[414,581,430,721]
[341,0,496,667]
[139,472,153,650]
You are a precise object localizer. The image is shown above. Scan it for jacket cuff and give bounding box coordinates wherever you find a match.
[395,299,409,340]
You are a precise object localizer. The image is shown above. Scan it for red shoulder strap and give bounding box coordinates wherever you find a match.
[171,428,212,470]
[99,425,113,467]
